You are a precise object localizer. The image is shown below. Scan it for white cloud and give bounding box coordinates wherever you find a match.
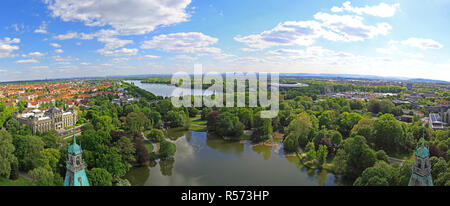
[173,55,197,61]
[241,48,260,52]
[235,13,391,49]
[54,32,79,40]
[34,22,48,34]
[376,47,395,55]
[401,38,443,50]
[98,36,133,50]
[376,44,424,58]
[53,56,78,62]
[24,52,47,57]
[143,55,160,59]
[266,47,355,63]
[9,24,25,33]
[234,21,325,49]
[98,48,138,56]
[331,1,400,18]
[44,0,192,35]
[29,66,49,70]
[313,12,391,42]
[54,62,71,65]
[50,43,61,48]
[15,59,39,64]
[112,58,129,63]
[141,32,221,55]
[0,37,20,58]
[55,49,64,53]
[80,62,91,66]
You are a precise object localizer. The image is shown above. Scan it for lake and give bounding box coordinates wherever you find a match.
[125,80,216,98]
[123,80,345,186]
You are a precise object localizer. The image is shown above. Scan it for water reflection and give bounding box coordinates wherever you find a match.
[252,144,272,160]
[205,134,245,155]
[124,129,345,186]
[159,159,175,176]
[124,167,150,186]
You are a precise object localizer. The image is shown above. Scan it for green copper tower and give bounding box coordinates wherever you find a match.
[64,123,89,186]
[409,128,433,186]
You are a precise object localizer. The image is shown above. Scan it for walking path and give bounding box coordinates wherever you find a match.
[141,131,159,153]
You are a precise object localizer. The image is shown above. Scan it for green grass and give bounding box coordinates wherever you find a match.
[189,124,207,132]
[189,117,207,132]
[0,177,33,186]
[192,119,207,125]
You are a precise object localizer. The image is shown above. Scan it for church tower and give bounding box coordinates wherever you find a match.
[409,137,433,186]
[64,129,89,186]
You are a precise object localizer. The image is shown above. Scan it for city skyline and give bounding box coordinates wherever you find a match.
[1,0,450,82]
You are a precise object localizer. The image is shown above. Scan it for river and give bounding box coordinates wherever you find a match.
[123,80,345,186]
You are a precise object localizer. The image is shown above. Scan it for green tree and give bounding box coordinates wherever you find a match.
[397,160,413,186]
[87,168,113,186]
[115,137,136,165]
[376,150,389,162]
[373,114,404,154]
[0,130,17,179]
[431,157,447,180]
[0,105,17,129]
[28,167,54,186]
[147,129,164,142]
[37,148,60,174]
[305,142,316,161]
[216,112,244,138]
[330,130,343,146]
[353,166,389,186]
[346,135,376,178]
[126,112,147,135]
[286,112,312,141]
[93,115,115,132]
[95,146,129,178]
[13,135,44,171]
[333,148,348,174]
[238,109,254,129]
[252,116,272,142]
[337,112,362,137]
[283,134,299,153]
[4,118,20,134]
[159,140,176,160]
[435,171,450,186]
[318,110,336,130]
[317,145,328,165]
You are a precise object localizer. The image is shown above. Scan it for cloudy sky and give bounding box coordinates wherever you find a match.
[0,0,449,82]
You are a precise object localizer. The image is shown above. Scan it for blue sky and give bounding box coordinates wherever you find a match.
[0,0,449,82]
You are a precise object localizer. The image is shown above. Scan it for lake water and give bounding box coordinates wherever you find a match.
[124,80,345,186]
[126,80,216,98]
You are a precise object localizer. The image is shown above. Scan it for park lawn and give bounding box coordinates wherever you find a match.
[0,177,34,186]
[189,124,207,132]
[189,117,207,132]
[192,119,207,125]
